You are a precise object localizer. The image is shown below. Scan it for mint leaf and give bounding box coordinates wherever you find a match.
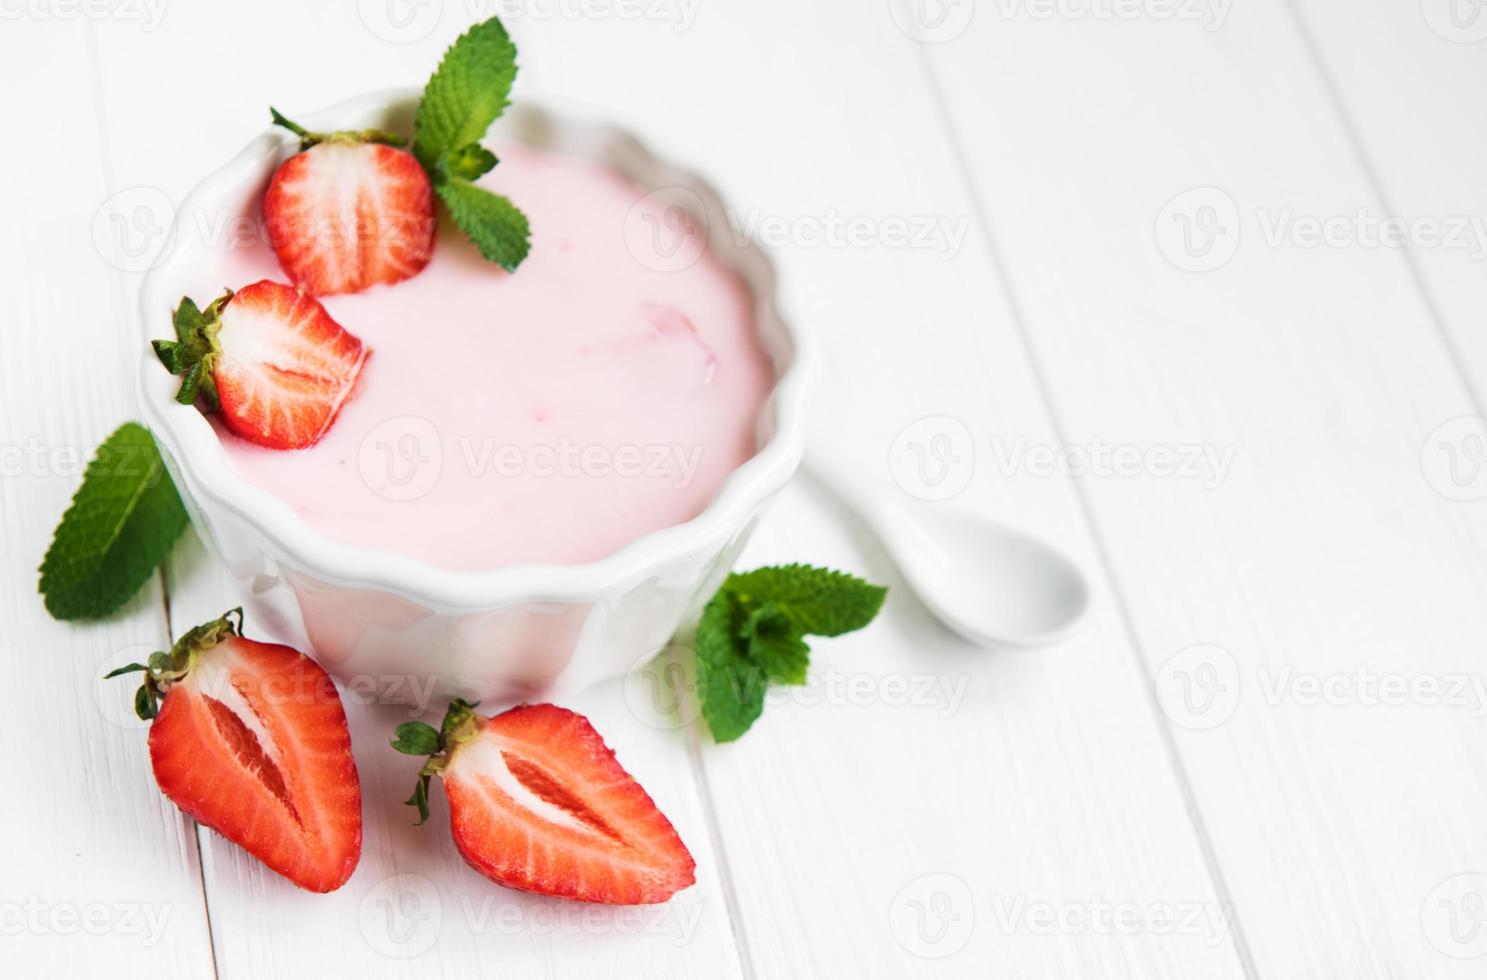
[413,17,518,172]
[437,178,531,271]
[687,563,887,741]
[725,564,888,637]
[407,15,531,273]
[741,602,810,684]
[411,16,530,272]
[695,590,767,743]
[39,423,189,620]
[441,144,498,182]
[748,630,810,686]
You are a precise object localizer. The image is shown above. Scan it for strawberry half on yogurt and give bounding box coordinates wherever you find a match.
[152,280,368,450]
[262,109,436,297]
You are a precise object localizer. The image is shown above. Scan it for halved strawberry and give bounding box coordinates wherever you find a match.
[263,109,435,296]
[394,701,696,905]
[153,280,368,449]
[108,611,362,893]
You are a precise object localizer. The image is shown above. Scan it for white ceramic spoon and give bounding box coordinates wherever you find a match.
[807,459,1091,647]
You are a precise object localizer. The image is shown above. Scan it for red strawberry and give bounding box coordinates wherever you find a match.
[108,610,362,893]
[154,280,368,450]
[395,701,696,905]
[262,109,435,296]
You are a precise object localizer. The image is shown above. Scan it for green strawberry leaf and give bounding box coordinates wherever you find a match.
[436,178,531,272]
[695,590,768,743]
[404,776,432,826]
[393,699,483,826]
[391,721,442,756]
[725,564,888,637]
[38,423,189,620]
[413,17,518,173]
[269,106,406,150]
[156,292,229,410]
[104,610,241,721]
[135,684,159,721]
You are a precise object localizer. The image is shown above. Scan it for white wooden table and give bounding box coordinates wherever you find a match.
[6,1,1487,976]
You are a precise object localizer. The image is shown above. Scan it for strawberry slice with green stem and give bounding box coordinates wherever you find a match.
[153,280,368,450]
[394,701,696,905]
[262,16,532,296]
[108,610,362,893]
[263,109,437,296]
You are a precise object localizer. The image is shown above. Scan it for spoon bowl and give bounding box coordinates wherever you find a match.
[875,500,1090,647]
[808,459,1090,647]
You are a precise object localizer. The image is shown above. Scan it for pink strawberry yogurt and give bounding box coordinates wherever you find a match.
[214,144,774,571]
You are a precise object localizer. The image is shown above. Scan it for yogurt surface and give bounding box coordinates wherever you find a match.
[215,144,773,571]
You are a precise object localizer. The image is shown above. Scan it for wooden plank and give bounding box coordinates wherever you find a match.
[0,18,215,980]
[1288,0,1487,401]
[917,0,1487,976]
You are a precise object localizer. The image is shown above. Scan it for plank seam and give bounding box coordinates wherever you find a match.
[686,724,757,980]
[903,17,1261,979]
[161,561,224,979]
[84,18,223,980]
[1279,0,1487,417]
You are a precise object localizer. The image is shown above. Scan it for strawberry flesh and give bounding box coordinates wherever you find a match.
[148,634,362,892]
[213,280,368,449]
[442,704,696,905]
[264,141,435,296]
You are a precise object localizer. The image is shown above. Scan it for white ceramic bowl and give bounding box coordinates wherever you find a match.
[139,89,809,705]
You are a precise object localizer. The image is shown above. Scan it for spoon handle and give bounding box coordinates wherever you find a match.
[801,452,896,528]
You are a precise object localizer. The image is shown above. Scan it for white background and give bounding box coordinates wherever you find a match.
[5,0,1487,977]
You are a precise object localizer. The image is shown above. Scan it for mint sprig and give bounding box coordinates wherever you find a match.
[413,18,517,170]
[413,17,530,272]
[39,423,189,621]
[693,564,887,742]
[727,565,890,637]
